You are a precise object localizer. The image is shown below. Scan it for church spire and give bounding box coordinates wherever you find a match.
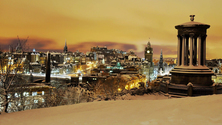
[63,40,68,53]
[158,49,164,73]
[160,49,163,59]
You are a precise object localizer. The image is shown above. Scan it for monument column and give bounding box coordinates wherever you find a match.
[177,35,181,66]
[181,35,185,66]
[203,35,207,66]
[46,51,51,83]
[193,37,197,66]
[189,34,194,66]
[198,35,202,66]
[185,37,189,65]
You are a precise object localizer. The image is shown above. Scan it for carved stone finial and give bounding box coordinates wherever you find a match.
[187,82,193,87]
[190,15,195,21]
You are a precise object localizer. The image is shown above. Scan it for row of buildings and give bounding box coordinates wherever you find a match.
[2,39,222,85]
[1,40,175,81]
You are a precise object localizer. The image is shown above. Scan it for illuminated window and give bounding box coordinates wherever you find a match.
[25,100,30,105]
[23,92,29,97]
[8,102,11,106]
[32,92,37,96]
[14,93,20,98]
[7,94,11,98]
[34,100,38,103]
[17,101,21,106]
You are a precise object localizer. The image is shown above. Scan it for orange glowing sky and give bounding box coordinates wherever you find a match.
[1,0,222,59]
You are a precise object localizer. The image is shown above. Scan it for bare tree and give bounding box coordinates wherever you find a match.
[0,55,17,114]
[9,36,29,53]
[44,85,91,107]
[0,37,29,114]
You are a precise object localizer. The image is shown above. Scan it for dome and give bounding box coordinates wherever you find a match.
[175,15,210,29]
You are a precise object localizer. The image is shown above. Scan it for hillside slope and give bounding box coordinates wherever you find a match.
[0,94,222,125]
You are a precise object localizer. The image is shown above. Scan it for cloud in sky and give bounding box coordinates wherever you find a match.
[68,41,137,53]
[0,37,177,59]
[0,37,57,51]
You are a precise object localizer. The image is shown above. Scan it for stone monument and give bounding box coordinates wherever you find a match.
[45,52,51,83]
[170,15,214,86]
[160,15,222,97]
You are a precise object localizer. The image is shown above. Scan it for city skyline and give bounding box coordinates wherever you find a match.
[1,0,222,59]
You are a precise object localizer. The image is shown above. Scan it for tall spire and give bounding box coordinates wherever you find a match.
[158,49,164,73]
[63,40,68,53]
[160,49,163,59]
[147,38,151,48]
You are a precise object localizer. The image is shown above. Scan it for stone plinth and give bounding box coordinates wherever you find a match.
[170,66,214,86]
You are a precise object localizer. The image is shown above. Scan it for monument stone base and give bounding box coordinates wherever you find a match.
[170,66,214,86]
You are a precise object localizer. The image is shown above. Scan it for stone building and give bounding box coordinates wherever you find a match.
[143,41,154,82]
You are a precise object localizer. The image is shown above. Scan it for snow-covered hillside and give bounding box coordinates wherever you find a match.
[1,94,222,125]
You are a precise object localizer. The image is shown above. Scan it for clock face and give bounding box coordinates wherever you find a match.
[147,50,150,53]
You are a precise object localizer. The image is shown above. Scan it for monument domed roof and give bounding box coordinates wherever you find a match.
[180,21,209,26]
[175,15,210,29]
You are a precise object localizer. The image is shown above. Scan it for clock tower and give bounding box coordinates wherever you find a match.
[145,41,153,65]
[143,41,154,82]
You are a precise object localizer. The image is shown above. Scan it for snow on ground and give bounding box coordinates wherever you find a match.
[1,94,222,125]
[130,93,168,100]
